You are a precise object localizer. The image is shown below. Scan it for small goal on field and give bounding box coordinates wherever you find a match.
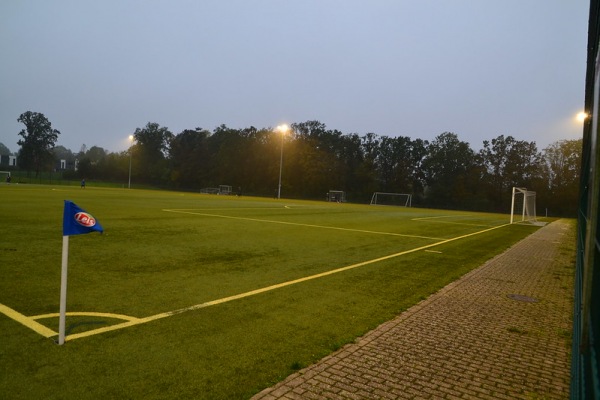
[0,171,10,183]
[199,185,233,195]
[218,185,232,195]
[510,187,538,224]
[370,192,412,207]
[327,190,346,202]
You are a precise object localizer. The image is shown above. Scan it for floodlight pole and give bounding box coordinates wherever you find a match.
[276,125,288,199]
[128,152,132,189]
[128,135,134,189]
[278,133,283,199]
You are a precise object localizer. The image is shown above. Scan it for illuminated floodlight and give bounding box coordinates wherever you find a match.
[277,124,289,134]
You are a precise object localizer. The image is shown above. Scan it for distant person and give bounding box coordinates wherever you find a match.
[81,178,86,189]
[6,175,11,184]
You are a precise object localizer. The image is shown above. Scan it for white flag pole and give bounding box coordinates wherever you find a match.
[58,235,69,345]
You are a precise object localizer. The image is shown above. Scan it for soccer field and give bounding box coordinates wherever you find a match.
[0,184,545,399]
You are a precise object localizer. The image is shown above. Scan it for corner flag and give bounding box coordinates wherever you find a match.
[63,200,103,236]
[59,201,104,345]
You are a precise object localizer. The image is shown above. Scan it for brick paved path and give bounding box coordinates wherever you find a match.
[252,220,574,399]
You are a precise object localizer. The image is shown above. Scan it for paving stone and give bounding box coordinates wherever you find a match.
[252,220,573,399]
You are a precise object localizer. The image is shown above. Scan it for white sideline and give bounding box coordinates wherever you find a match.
[0,223,509,343]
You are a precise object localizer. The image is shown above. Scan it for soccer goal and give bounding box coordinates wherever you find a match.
[0,171,11,183]
[370,192,412,207]
[510,187,537,224]
[219,185,233,195]
[327,190,346,202]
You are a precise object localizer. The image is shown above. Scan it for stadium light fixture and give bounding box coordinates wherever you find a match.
[128,135,134,189]
[276,124,289,199]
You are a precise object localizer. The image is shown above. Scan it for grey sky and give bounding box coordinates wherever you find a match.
[0,1,589,154]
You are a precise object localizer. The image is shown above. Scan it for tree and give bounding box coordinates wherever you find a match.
[479,135,516,211]
[503,140,542,189]
[133,122,173,184]
[86,146,108,163]
[422,132,477,209]
[0,142,11,155]
[285,121,348,199]
[17,111,60,176]
[52,145,75,162]
[479,135,543,212]
[336,133,365,199]
[376,136,429,203]
[285,135,337,199]
[75,146,109,179]
[236,127,277,195]
[355,132,380,197]
[169,128,210,188]
[409,138,429,204]
[542,139,582,216]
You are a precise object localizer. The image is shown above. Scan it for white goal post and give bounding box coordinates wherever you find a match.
[510,187,537,224]
[370,192,412,207]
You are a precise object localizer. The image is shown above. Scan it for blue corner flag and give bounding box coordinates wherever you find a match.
[62,200,104,236]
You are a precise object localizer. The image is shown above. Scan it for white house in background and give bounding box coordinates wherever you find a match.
[55,159,78,171]
[0,155,17,167]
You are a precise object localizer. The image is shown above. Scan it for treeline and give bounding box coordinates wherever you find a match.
[12,119,582,216]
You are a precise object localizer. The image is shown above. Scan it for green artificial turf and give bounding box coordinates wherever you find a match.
[0,184,547,399]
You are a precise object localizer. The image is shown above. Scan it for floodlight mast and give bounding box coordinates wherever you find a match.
[276,124,289,199]
[128,135,134,189]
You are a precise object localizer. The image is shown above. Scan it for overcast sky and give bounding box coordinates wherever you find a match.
[0,1,589,154]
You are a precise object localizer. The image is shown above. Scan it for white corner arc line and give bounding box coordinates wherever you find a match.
[31,311,141,322]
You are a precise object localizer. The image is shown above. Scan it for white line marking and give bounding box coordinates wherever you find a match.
[32,312,141,322]
[174,207,292,211]
[1,217,510,342]
[411,215,498,227]
[163,209,445,240]
[412,215,469,220]
[62,223,510,342]
[0,304,57,338]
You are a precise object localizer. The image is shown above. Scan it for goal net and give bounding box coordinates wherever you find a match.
[327,190,346,202]
[510,187,537,224]
[370,192,412,207]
